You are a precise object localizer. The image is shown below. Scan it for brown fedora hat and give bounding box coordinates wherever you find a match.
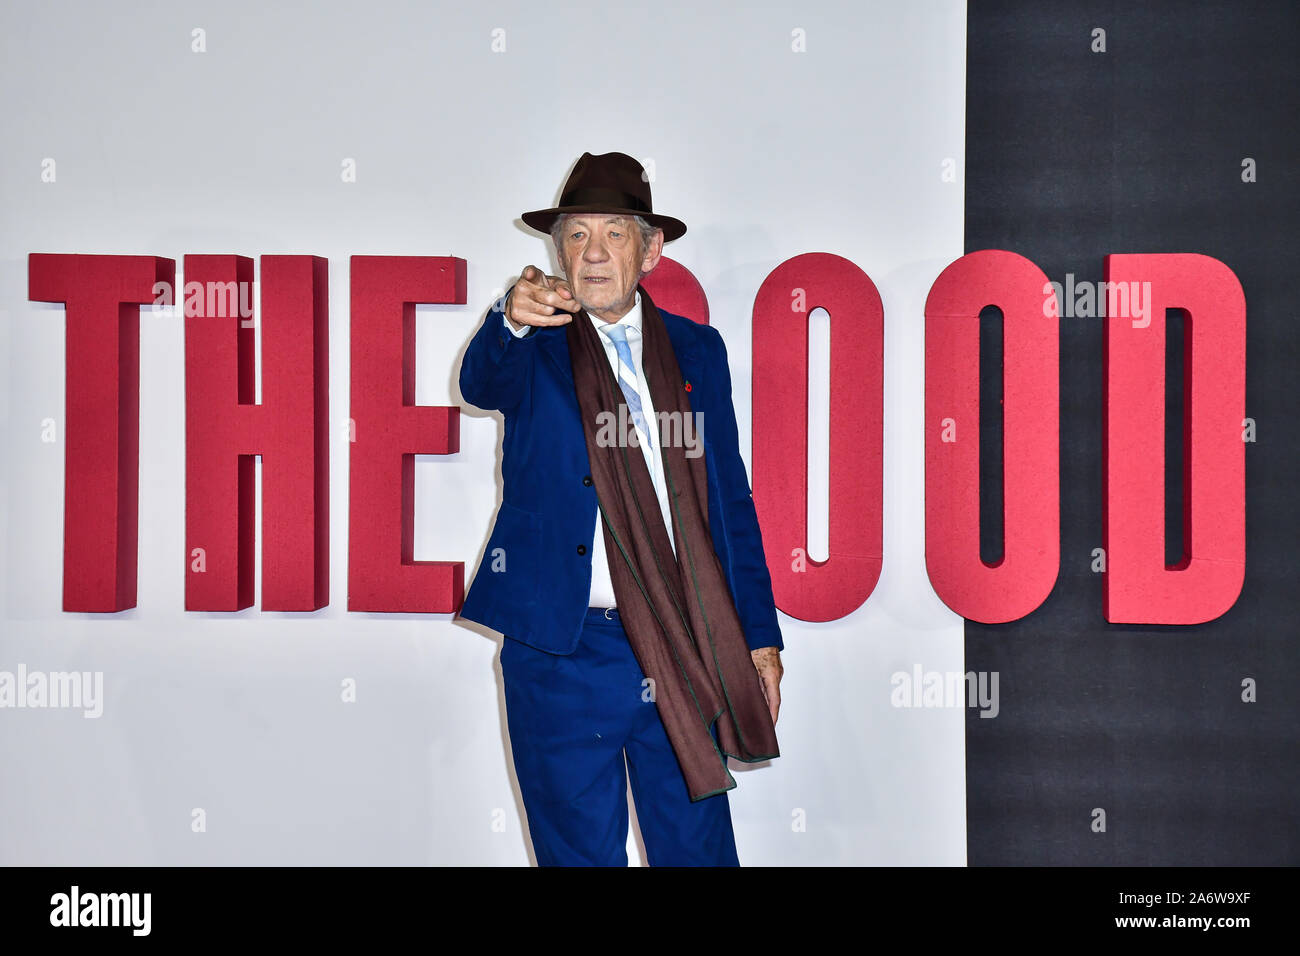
[521,151,687,242]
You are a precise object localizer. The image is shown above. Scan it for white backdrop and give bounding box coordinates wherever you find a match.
[0,0,967,865]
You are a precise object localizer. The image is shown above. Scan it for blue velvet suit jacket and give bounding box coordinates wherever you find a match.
[455,287,783,656]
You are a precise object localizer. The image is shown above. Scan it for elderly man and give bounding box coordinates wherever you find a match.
[457,151,783,866]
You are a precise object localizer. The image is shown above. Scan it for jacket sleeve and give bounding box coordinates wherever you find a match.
[705,324,785,652]
[458,285,540,412]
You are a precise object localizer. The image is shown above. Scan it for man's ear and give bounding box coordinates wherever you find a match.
[641,229,665,273]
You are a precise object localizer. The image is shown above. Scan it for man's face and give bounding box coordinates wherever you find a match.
[555,214,663,321]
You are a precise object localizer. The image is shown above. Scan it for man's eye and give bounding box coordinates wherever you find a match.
[570,232,584,240]
[610,231,622,238]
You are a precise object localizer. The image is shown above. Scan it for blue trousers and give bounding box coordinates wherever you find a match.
[501,606,740,866]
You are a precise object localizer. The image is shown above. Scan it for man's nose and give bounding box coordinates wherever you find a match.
[582,239,608,261]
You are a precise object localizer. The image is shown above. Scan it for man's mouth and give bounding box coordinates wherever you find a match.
[583,276,610,284]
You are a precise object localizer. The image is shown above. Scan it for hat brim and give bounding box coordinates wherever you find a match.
[521,206,686,242]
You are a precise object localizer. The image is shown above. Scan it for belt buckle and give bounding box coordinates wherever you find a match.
[604,606,616,620]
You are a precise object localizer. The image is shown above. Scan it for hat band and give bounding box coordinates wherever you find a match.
[558,186,652,216]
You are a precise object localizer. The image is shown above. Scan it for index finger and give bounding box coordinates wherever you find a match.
[520,265,552,289]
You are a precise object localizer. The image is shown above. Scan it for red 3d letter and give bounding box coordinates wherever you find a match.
[348,257,465,611]
[28,254,175,612]
[184,255,330,611]
[925,250,1059,623]
[753,253,883,621]
[640,256,710,324]
[1103,254,1245,624]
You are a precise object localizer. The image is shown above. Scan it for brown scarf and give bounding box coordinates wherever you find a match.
[565,285,779,802]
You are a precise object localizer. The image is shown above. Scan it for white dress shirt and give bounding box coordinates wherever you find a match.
[504,290,676,607]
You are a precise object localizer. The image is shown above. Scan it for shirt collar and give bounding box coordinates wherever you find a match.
[591,289,642,337]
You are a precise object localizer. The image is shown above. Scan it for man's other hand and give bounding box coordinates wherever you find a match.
[750,647,783,726]
[505,265,580,331]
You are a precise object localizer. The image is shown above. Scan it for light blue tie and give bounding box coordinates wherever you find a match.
[602,323,655,460]
[603,321,676,555]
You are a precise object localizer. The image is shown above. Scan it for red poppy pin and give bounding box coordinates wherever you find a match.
[684,381,692,392]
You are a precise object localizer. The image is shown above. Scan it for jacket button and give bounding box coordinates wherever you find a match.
[582,475,593,486]
[576,544,587,555]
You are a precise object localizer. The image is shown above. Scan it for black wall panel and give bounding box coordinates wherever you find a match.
[964,0,1299,864]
